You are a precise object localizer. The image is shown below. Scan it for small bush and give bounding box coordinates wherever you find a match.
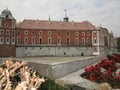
[39,77,68,90]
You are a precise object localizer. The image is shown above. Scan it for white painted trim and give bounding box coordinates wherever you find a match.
[6,37,10,44]
[0,37,4,44]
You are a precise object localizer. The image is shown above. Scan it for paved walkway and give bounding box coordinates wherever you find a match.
[0,56,93,65]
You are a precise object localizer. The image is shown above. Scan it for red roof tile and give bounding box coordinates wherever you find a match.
[16,19,96,30]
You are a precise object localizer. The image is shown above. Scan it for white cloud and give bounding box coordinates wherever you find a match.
[0,0,120,37]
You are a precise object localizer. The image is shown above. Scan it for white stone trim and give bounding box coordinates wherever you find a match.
[6,37,10,44]
[48,31,52,36]
[0,29,4,35]
[17,37,20,44]
[75,32,79,36]
[66,37,70,45]
[24,30,28,35]
[12,30,15,36]
[48,37,52,45]
[24,37,28,44]
[66,31,70,36]
[0,37,4,44]
[57,37,61,45]
[11,37,15,45]
[75,37,79,45]
[39,31,43,35]
[6,30,10,36]
[82,37,85,45]
[82,32,85,36]
[32,37,35,44]
[39,37,42,44]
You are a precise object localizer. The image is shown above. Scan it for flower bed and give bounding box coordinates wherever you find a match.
[81,54,120,89]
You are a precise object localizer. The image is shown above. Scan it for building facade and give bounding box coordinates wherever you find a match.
[0,9,117,57]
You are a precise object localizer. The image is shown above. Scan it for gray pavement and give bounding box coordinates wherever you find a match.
[0,56,94,65]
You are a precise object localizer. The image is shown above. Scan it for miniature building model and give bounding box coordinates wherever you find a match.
[0,9,117,57]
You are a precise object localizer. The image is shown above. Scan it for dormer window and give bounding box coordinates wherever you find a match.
[6,15,9,18]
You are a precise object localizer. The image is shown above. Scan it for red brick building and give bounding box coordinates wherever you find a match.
[0,9,117,57]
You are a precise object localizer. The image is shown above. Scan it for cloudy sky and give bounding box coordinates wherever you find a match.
[0,0,120,37]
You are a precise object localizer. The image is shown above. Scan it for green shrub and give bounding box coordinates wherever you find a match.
[39,77,68,90]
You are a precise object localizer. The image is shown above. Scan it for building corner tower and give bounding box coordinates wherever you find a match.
[0,8,16,57]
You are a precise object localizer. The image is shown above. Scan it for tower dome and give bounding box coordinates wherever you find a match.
[0,8,14,19]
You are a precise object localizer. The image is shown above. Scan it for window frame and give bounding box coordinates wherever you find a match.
[24,30,28,35]
[6,30,10,36]
[75,32,79,36]
[66,32,70,36]
[0,37,4,44]
[82,32,85,36]
[24,37,28,44]
[48,31,52,36]
[6,37,10,44]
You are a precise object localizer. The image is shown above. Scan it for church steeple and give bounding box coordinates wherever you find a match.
[63,9,69,22]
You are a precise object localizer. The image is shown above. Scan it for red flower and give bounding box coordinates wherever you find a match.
[89,75,94,81]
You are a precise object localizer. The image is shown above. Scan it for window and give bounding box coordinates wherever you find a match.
[82,32,85,36]
[86,32,90,36]
[6,30,10,36]
[24,37,28,44]
[58,32,61,36]
[94,38,97,43]
[17,37,20,44]
[5,23,9,27]
[17,31,20,36]
[48,31,52,36]
[57,38,61,44]
[94,32,97,36]
[0,29,4,35]
[75,32,79,36]
[39,31,43,35]
[67,38,70,45]
[11,37,15,45]
[6,15,9,18]
[12,30,15,36]
[32,37,35,44]
[0,37,4,44]
[48,37,51,44]
[32,31,35,36]
[66,32,70,36]
[75,38,79,45]
[39,38,42,44]
[87,38,90,44]
[24,30,28,35]
[6,37,10,44]
[82,38,85,45]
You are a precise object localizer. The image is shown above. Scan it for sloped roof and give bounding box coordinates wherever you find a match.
[16,19,96,30]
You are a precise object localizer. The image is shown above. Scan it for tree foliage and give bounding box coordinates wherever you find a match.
[117,37,120,49]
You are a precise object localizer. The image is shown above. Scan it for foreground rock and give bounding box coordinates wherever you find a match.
[0,58,45,90]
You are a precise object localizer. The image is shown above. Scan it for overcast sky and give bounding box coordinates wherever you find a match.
[0,0,120,37]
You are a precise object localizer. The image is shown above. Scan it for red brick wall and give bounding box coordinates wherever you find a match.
[0,19,16,57]
[0,45,16,57]
[16,29,92,45]
[1,19,12,27]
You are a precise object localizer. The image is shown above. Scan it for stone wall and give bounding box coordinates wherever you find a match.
[28,55,105,79]
[16,46,92,57]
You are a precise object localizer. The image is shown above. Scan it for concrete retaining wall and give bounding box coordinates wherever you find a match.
[28,55,105,79]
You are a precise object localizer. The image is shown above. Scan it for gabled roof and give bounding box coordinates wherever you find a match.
[16,19,96,30]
